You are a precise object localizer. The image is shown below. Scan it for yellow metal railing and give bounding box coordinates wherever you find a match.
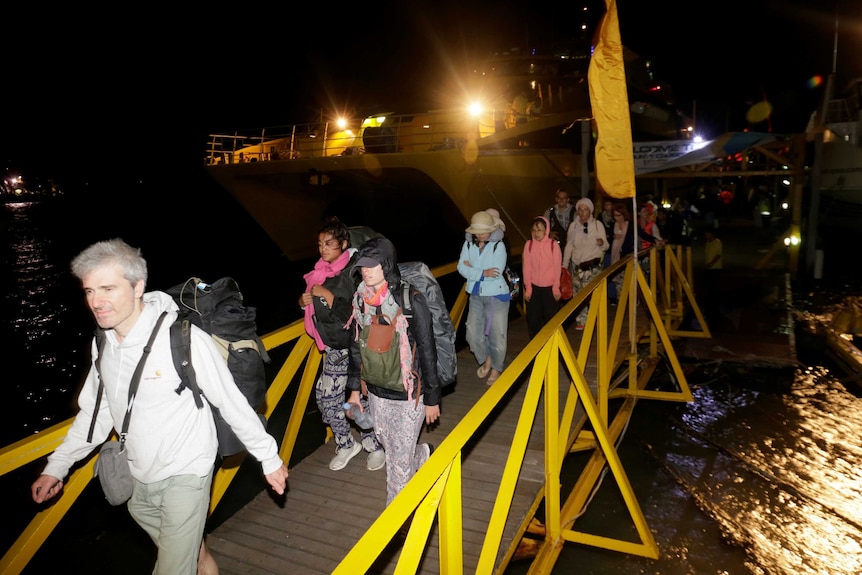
[0,246,706,575]
[331,248,703,574]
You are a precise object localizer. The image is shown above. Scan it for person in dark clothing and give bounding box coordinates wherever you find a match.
[544,188,575,244]
[300,217,384,472]
[346,237,441,505]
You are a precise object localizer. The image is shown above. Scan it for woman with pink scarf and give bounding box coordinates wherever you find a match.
[299,217,384,473]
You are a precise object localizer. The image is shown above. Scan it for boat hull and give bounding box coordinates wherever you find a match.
[819,139,862,202]
[207,128,586,262]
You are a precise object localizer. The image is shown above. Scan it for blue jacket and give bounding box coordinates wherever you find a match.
[458,239,509,297]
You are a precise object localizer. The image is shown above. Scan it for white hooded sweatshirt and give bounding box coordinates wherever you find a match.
[43,291,283,483]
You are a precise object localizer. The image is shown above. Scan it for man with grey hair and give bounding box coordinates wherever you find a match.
[31,238,289,575]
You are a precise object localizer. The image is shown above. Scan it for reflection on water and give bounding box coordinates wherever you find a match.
[644,367,862,575]
[1,201,90,442]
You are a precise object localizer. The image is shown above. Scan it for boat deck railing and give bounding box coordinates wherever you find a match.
[204,110,503,166]
[0,244,709,575]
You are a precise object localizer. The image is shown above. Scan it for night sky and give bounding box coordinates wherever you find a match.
[2,0,859,185]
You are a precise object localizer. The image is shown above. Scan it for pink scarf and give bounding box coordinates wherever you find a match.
[303,250,351,351]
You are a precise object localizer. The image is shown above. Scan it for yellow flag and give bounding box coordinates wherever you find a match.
[588,0,635,199]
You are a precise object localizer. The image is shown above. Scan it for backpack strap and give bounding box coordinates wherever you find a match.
[87,330,108,443]
[548,207,561,230]
[400,280,413,319]
[170,313,205,409]
[88,311,169,443]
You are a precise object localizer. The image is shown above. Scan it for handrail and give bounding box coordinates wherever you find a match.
[0,246,706,575]
[333,249,701,573]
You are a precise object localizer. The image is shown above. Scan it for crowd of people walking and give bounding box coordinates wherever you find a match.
[28,188,719,573]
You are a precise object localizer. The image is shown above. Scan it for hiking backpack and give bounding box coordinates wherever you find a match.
[397,261,457,387]
[166,277,271,457]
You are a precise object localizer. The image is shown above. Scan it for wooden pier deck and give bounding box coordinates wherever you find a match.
[205,306,645,575]
[203,226,798,575]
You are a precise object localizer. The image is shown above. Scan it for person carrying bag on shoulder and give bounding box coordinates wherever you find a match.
[458,210,511,385]
[299,216,384,472]
[522,215,563,338]
[346,237,441,507]
[31,239,288,575]
[561,198,608,330]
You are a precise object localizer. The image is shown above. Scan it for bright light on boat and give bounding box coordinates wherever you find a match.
[781,202,789,210]
[784,234,800,247]
[336,117,347,130]
[467,102,484,118]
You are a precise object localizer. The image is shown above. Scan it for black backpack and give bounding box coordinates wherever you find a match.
[166,277,271,457]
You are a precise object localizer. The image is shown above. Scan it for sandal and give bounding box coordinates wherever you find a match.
[477,359,492,378]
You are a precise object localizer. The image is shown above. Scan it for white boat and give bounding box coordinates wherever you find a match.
[807,77,862,217]
[205,48,693,262]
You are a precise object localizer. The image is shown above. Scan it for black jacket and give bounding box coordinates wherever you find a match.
[311,252,359,350]
[347,237,441,406]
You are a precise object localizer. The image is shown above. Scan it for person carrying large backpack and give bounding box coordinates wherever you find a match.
[345,237,441,506]
[299,217,384,472]
[31,238,288,575]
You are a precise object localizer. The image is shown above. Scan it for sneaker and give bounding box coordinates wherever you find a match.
[366,449,386,471]
[329,441,362,471]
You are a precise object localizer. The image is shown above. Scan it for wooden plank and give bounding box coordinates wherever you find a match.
[207,309,646,574]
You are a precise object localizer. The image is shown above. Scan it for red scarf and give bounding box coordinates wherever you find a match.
[303,250,351,351]
[363,281,389,307]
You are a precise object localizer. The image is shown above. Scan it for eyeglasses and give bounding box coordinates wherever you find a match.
[317,238,340,249]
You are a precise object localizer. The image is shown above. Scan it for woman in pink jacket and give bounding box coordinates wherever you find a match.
[522,216,563,338]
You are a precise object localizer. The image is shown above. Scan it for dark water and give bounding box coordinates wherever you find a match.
[4,175,862,574]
